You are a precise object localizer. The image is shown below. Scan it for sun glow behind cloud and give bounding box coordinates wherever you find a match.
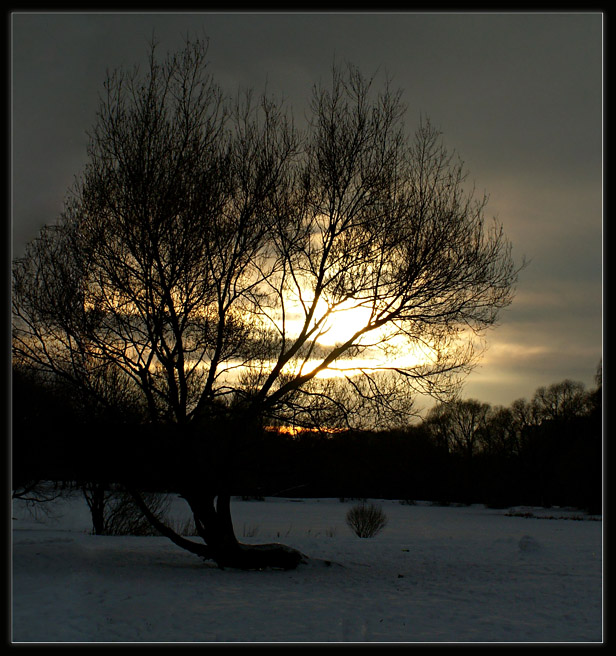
[267,292,436,379]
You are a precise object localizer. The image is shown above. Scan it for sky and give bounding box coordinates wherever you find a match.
[9,11,603,409]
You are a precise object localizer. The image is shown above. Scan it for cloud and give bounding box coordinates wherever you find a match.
[10,12,602,408]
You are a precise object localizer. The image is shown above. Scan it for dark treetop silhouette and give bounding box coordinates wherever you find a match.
[12,38,518,569]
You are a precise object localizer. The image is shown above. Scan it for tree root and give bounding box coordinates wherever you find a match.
[214,542,308,570]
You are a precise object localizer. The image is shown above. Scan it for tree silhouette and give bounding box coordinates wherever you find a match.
[424,398,492,502]
[12,38,518,569]
[531,380,589,423]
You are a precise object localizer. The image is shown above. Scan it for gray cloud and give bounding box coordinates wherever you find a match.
[10,11,602,407]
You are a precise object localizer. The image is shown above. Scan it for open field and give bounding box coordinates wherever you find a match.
[12,493,603,643]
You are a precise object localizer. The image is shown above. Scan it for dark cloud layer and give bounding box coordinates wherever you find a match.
[10,11,603,407]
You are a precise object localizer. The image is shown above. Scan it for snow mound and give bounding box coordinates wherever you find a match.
[518,534,542,552]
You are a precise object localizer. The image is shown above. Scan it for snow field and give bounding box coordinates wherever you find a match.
[12,494,602,643]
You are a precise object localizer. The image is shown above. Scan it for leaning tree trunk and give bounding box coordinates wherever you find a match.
[126,416,307,570]
[180,490,307,570]
[127,486,306,570]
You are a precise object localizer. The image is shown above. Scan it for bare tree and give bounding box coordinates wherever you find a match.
[12,38,519,569]
[532,380,589,423]
[481,406,518,458]
[425,398,491,459]
[424,398,492,503]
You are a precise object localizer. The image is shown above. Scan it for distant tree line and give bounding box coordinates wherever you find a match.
[12,363,601,515]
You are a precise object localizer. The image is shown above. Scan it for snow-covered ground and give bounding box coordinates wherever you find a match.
[12,492,603,643]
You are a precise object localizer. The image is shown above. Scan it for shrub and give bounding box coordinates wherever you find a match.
[104,490,171,536]
[346,502,388,538]
[83,484,170,536]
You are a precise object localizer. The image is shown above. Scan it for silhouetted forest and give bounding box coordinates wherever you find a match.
[12,366,602,515]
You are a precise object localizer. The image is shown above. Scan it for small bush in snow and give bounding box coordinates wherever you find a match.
[346,502,388,538]
[105,491,171,536]
[83,485,170,536]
